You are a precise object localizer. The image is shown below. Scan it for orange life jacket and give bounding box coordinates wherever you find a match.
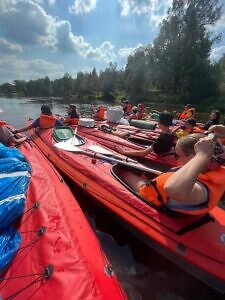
[176,126,203,138]
[96,106,106,120]
[192,126,203,133]
[178,108,196,120]
[139,167,225,215]
[0,120,7,127]
[39,113,57,129]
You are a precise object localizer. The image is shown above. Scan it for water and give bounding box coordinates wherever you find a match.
[0,96,224,300]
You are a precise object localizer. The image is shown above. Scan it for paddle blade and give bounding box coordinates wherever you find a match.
[54,142,81,152]
[88,145,113,155]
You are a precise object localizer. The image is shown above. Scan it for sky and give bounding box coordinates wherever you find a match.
[0,0,225,84]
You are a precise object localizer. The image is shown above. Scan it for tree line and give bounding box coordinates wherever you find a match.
[0,0,225,107]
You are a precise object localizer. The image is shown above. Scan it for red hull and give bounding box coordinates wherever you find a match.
[28,127,225,293]
[0,140,126,300]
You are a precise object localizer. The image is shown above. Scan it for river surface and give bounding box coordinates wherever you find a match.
[0,96,224,300]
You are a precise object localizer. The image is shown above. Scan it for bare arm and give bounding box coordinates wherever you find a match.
[164,138,213,204]
[16,124,33,133]
[117,145,153,157]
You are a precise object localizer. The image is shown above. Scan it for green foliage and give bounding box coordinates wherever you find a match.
[124,48,150,100]
[151,0,222,100]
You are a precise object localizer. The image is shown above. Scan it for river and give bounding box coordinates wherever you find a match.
[0,96,224,300]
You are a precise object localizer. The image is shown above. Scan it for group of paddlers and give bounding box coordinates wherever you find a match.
[88,101,225,215]
[0,102,225,216]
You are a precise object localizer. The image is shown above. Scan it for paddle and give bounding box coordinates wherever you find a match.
[87,145,138,164]
[54,142,162,175]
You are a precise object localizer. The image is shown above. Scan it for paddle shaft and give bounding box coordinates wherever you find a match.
[79,149,162,175]
[90,149,138,164]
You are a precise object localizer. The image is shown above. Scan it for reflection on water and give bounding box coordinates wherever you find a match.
[0,97,224,300]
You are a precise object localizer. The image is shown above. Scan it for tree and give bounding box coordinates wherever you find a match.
[152,0,222,101]
[124,48,150,100]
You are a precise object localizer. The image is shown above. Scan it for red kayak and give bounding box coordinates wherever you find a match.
[0,139,126,300]
[27,126,225,294]
[76,125,177,169]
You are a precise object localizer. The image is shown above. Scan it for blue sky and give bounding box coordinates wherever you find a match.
[0,0,225,84]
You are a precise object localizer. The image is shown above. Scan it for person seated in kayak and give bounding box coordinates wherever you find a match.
[177,104,196,120]
[121,133,225,215]
[137,103,145,119]
[128,106,138,122]
[63,104,80,125]
[142,107,151,120]
[0,120,27,146]
[118,112,174,157]
[122,100,132,116]
[92,105,106,121]
[14,104,63,134]
[202,110,221,131]
[174,118,203,139]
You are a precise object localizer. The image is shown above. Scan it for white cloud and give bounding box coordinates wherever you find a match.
[47,0,55,5]
[118,0,172,26]
[212,11,225,31]
[0,38,22,54]
[31,0,43,4]
[210,46,225,62]
[118,0,151,16]
[0,0,51,45]
[118,44,143,59]
[85,41,116,62]
[69,0,97,15]
[0,56,64,83]
[0,0,116,62]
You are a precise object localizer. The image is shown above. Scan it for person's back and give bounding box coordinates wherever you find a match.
[152,132,174,154]
[15,104,63,134]
[120,112,174,157]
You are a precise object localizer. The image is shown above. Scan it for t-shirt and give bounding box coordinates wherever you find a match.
[0,126,14,146]
[203,120,219,131]
[32,117,63,128]
[152,133,174,154]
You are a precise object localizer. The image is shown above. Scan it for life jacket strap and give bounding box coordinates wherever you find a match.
[150,180,164,206]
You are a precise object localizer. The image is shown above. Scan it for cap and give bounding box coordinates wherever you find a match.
[185,103,192,108]
[132,106,137,111]
[69,104,76,108]
[185,118,196,126]
[158,112,173,126]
